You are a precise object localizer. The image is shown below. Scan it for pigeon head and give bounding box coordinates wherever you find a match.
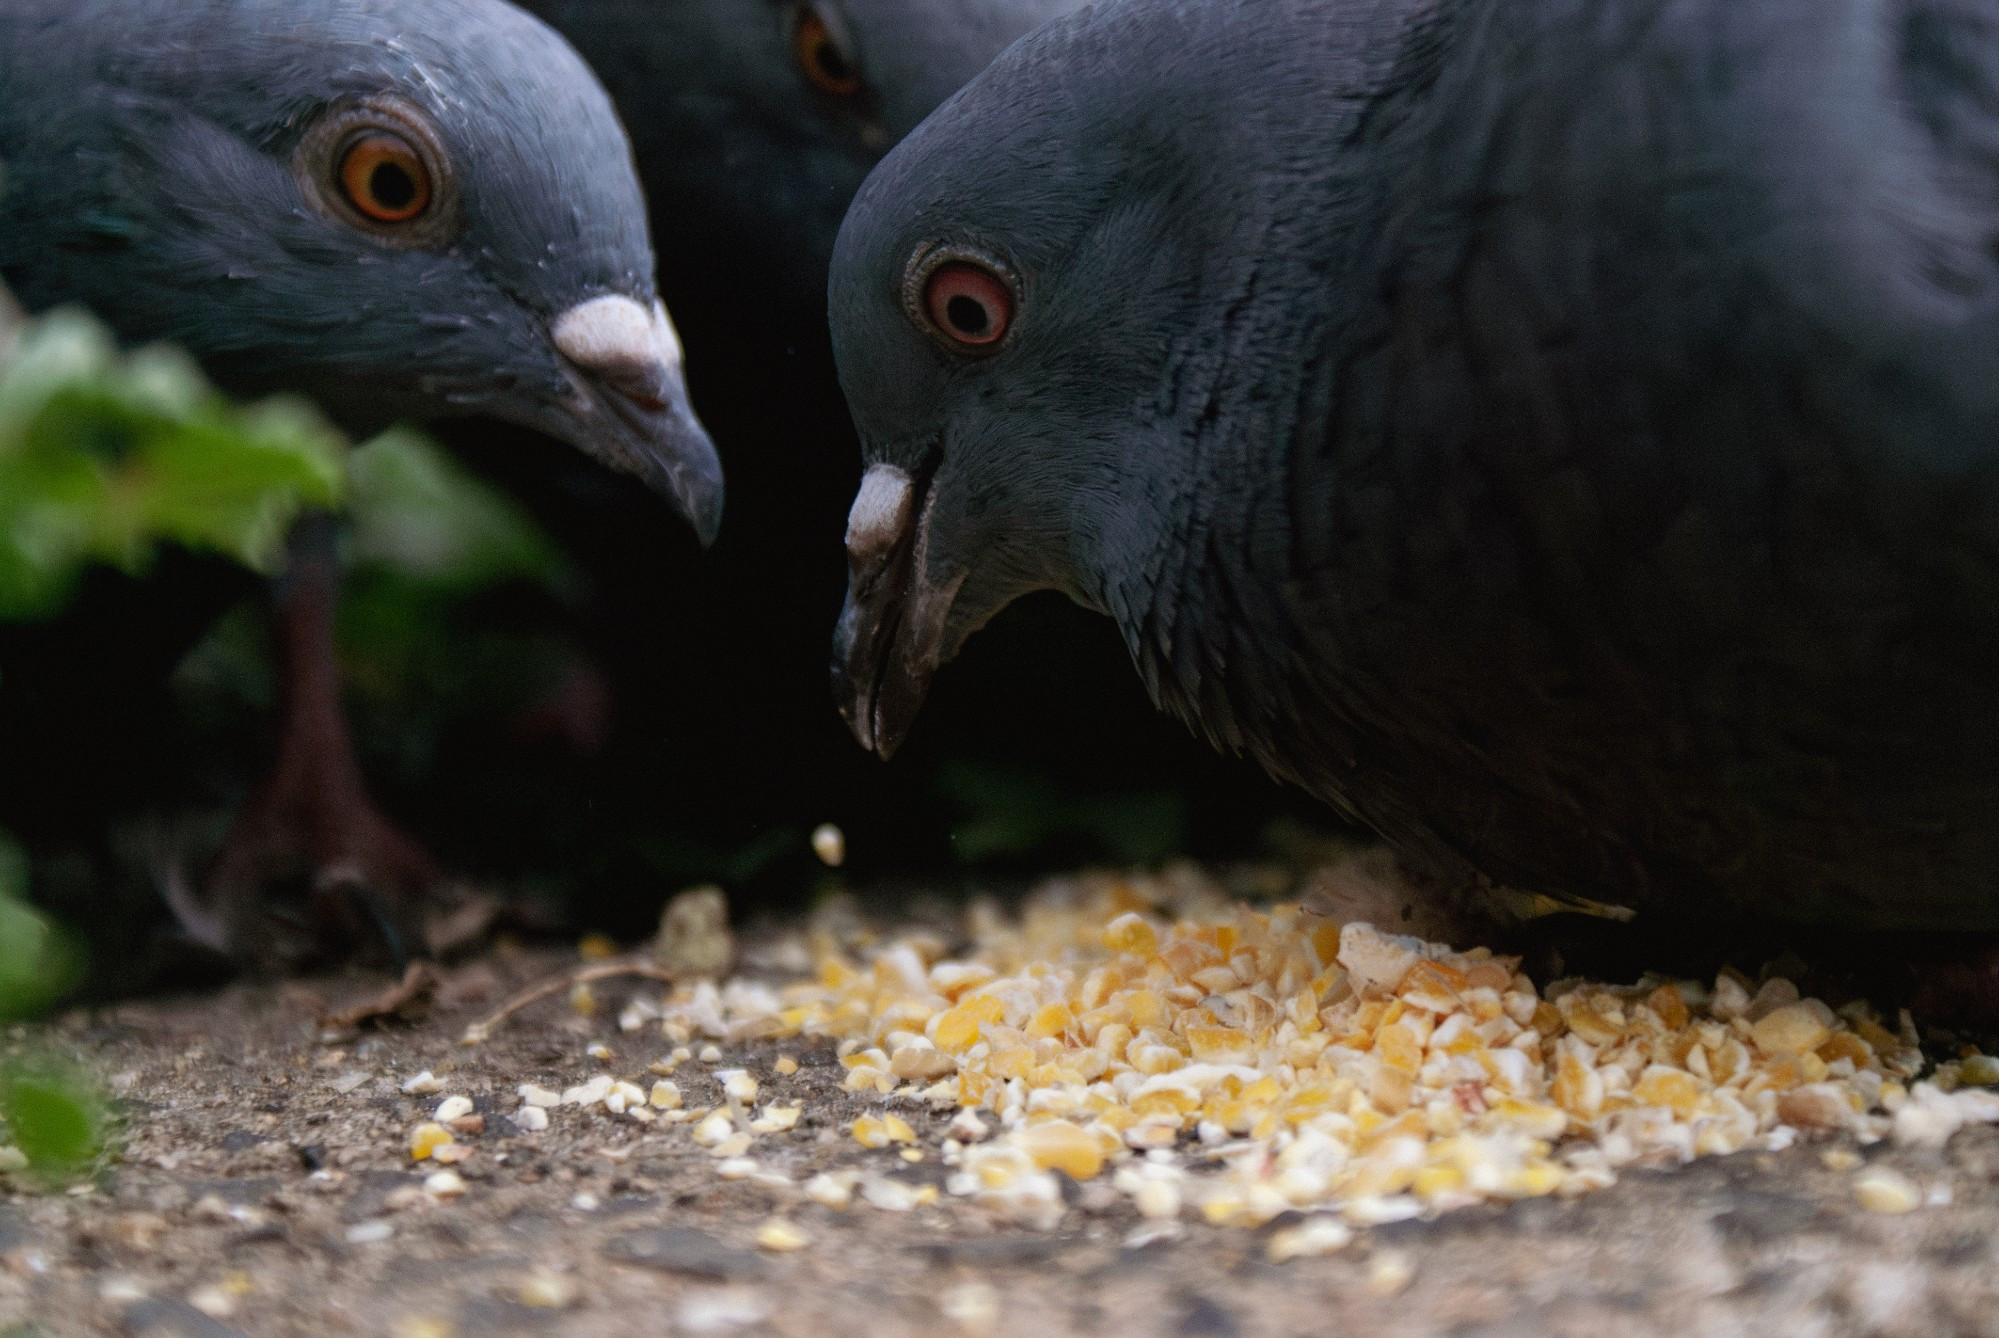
[520,0,1087,313]
[0,0,722,542]
[829,0,1325,755]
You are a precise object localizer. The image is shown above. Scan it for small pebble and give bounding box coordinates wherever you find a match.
[517,1270,578,1309]
[393,1319,455,1338]
[1367,1250,1416,1296]
[571,1192,601,1212]
[939,1280,999,1334]
[423,1171,468,1198]
[431,1143,473,1166]
[187,1285,238,1320]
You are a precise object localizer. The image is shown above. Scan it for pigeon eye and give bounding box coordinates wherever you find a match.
[793,9,862,96]
[923,262,1012,347]
[338,132,432,223]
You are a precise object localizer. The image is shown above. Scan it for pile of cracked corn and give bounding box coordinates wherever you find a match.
[473,868,1999,1241]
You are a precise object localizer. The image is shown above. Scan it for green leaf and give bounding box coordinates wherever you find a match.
[0,1053,112,1184]
[344,427,567,593]
[0,303,347,621]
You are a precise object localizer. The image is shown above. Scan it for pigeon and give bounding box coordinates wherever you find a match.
[520,0,1087,317]
[437,0,1127,900]
[0,0,720,531]
[828,0,1999,936]
[0,0,723,963]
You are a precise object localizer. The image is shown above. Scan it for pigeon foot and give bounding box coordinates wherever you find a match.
[175,514,487,971]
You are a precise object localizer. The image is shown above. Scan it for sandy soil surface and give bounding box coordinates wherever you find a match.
[1,940,1995,1338]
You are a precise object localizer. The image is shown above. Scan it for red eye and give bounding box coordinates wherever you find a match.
[922,262,1011,346]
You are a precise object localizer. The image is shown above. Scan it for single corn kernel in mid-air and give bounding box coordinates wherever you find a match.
[812,823,846,867]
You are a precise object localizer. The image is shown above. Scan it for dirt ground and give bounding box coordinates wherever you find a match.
[2,937,1997,1338]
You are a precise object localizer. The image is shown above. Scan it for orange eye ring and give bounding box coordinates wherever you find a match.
[793,10,862,96]
[338,132,432,223]
[923,262,1012,347]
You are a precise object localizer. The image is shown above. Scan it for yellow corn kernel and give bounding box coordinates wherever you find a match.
[851,1113,917,1148]
[409,1123,454,1161]
[1102,912,1159,958]
[934,995,1007,1052]
[1026,1003,1076,1040]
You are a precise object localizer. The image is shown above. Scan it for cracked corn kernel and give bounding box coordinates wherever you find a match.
[756,1218,811,1251]
[408,1124,453,1161]
[433,1096,473,1124]
[1014,1120,1106,1180]
[650,1080,682,1109]
[1752,1000,1836,1056]
[692,1112,735,1147]
[774,1056,799,1076]
[626,865,1960,1233]
[1854,1166,1923,1213]
[1102,912,1159,958]
[750,1104,801,1133]
[852,1113,916,1148]
[1267,1216,1353,1262]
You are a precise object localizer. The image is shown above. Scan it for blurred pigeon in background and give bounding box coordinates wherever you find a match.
[828,0,1999,939]
[0,0,721,966]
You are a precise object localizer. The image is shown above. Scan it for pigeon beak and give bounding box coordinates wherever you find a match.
[831,461,964,759]
[548,295,724,545]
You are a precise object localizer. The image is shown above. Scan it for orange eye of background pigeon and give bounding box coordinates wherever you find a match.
[793,11,862,96]
[338,132,432,222]
[923,263,1011,346]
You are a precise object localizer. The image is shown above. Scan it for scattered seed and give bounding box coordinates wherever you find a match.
[755,1218,810,1252]
[1854,1166,1923,1214]
[409,1124,454,1161]
[811,823,846,868]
